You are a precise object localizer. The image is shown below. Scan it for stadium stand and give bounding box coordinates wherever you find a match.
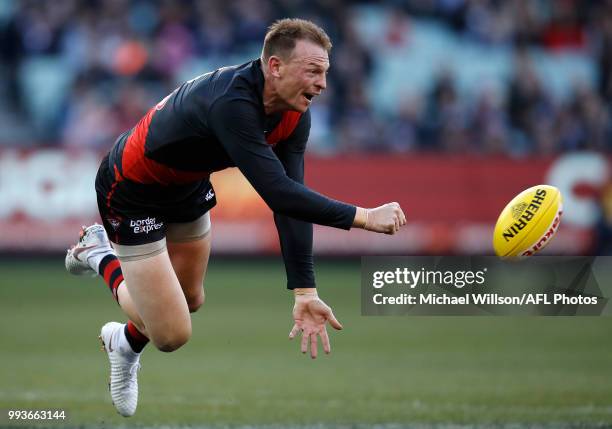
[0,0,609,153]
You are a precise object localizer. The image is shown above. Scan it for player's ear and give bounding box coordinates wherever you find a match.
[267,56,283,78]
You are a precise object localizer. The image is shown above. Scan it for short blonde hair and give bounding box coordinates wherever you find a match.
[262,18,332,62]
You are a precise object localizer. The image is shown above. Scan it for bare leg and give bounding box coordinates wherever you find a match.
[167,232,212,313]
[112,231,211,333]
[118,250,192,352]
[115,282,148,335]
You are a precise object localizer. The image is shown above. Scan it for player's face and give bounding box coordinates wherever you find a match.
[277,40,329,112]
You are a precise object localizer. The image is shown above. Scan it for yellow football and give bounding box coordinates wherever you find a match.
[493,185,563,259]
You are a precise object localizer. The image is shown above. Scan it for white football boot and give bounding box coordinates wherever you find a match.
[99,322,141,417]
[65,224,114,276]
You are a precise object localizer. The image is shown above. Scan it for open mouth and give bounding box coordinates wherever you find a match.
[303,93,315,102]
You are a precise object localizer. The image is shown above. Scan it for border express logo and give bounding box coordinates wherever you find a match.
[131,217,163,234]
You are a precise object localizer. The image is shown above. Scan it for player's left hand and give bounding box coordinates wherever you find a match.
[289,289,343,359]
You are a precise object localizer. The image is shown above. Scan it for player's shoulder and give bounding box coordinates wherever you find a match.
[189,59,262,101]
[175,60,262,125]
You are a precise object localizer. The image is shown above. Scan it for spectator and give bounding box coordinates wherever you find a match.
[0,0,608,156]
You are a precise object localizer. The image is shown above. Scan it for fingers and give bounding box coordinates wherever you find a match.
[327,311,343,330]
[369,202,407,234]
[320,327,331,354]
[292,302,343,357]
[385,220,397,235]
[293,327,335,357]
[310,332,318,359]
[300,330,319,359]
[391,202,405,231]
[394,202,406,226]
[288,324,300,339]
[300,330,308,354]
[395,204,406,227]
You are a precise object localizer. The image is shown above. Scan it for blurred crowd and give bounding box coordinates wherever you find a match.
[0,0,610,154]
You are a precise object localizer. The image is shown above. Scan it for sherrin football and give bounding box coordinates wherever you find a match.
[493,185,563,259]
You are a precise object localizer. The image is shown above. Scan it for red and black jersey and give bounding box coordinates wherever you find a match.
[103,59,356,289]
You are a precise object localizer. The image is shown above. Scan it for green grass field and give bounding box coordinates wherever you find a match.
[1,257,611,429]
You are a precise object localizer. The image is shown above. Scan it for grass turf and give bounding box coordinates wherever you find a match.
[0,258,611,428]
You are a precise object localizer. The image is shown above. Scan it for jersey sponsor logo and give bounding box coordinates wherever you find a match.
[205,189,215,201]
[130,217,163,234]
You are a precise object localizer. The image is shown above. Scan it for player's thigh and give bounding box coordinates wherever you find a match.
[119,250,192,351]
[166,213,211,312]
[167,236,210,312]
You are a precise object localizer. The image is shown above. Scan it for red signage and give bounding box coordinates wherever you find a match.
[0,150,606,254]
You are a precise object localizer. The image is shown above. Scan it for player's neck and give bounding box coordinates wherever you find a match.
[262,82,286,115]
[261,64,288,115]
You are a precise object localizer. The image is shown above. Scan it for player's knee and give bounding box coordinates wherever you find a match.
[187,288,205,313]
[154,335,190,352]
[151,325,192,352]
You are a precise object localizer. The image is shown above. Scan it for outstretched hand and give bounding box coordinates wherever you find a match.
[289,290,343,359]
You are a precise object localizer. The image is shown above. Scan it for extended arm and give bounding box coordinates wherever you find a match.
[210,98,406,234]
[209,99,405,357]
[271,112,343,358]
[272,111,315,290]
[210,98,356,229]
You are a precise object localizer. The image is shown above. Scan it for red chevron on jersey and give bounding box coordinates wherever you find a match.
[266,111,302,146]
[121,107,210,185]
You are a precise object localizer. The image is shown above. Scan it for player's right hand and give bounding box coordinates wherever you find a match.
[363,202,406,234]
[289,290,343,359]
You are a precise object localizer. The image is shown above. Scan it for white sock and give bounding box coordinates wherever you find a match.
[116,324,141,358]
[87,247,116,274]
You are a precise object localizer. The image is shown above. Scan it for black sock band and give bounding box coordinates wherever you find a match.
[98,254,123,302]
[124,321,149,353]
